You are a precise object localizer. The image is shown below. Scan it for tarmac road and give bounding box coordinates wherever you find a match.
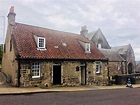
[0,88,140,105]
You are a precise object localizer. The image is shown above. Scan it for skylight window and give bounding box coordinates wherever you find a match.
[62,43,67,46]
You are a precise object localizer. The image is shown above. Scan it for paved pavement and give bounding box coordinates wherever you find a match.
[0,83,140,95]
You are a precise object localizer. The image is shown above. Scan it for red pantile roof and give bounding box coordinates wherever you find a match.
[13,23,107,60]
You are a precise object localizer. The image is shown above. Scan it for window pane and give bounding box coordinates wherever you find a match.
[85,43,90,52]
[32,63,40,78]
[98,43,101,49]
[96,63,100,73]
[38,38,45,48]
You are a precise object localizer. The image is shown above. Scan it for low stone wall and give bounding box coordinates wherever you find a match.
[112,73,140,85]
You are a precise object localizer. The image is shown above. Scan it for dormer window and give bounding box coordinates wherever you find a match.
[85,43,91,53]
[79,41,91,53]
[38,37,45,49]
[34,35,46,50]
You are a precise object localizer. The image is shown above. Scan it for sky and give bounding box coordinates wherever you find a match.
[0,0,140,60]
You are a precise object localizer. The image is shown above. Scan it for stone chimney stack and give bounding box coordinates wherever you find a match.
[80,25,88,38]
[7,6,16,26]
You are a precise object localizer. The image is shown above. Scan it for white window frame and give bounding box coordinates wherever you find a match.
[38,37,46,49]
[32,63,40,78]
[85,43,91,53]
[96,62,101,74]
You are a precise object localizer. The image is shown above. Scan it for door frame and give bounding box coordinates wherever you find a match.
[53,64,61,85]
[81,65,87,85]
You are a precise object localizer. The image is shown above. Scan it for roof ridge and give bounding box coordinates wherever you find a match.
[112,44,130,48]
[15,22,80,36]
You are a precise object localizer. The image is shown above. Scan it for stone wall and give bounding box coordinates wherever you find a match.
[20,61,53,87]
[92,62,108,85]
[62,61,81,86]
[2,26,18,86]
[19,60,108,87]
[109,62,125,81]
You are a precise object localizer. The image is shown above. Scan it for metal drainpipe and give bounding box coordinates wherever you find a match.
[107,61,110,86]
[85,62,87,85]
[17,60,21,87]
[125,61,128,74]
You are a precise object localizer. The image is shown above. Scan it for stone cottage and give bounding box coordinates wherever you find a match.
[2,6,109,87]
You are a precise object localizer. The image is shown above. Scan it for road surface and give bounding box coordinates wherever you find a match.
[0,88,140,105]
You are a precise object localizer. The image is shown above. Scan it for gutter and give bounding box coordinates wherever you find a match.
[15,58,108,62]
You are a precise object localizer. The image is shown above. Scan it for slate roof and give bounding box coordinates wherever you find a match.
[111,44,131,54]
[13,23,107,60]
[99,49,125,62]
[88,28,111,49]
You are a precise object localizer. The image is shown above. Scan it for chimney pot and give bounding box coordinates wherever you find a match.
[10,6,15,13]
[7,6,16,35]
[81,25,87,31]
[7,6,16,26]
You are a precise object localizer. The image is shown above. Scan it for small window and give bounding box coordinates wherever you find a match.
[85,43,90,53]
[4,44,6,53]
[10,39,12,51]
[96,62,101,74]
[32,63,40,78]
[97,43,102,49]
[117,63,121,70]
[38,37,45,49]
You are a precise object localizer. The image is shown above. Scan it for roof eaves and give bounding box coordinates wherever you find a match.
[15,57,108,61]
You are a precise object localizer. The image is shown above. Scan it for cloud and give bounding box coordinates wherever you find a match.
[0,0,140,60]
[47,15,80,27]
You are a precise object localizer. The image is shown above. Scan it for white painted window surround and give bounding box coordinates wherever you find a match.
[32,63,40,78]
[38,37,46,49]
[98,43,102,49]
[85,43,91,53]
[96,62,101,74]
[34,35,46,50]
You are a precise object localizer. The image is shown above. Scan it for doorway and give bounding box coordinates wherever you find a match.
[53,65,61,85]
[128,63,133,74]
[81,66,86,85]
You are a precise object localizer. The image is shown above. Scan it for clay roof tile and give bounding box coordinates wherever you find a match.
[13,22,107,60]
